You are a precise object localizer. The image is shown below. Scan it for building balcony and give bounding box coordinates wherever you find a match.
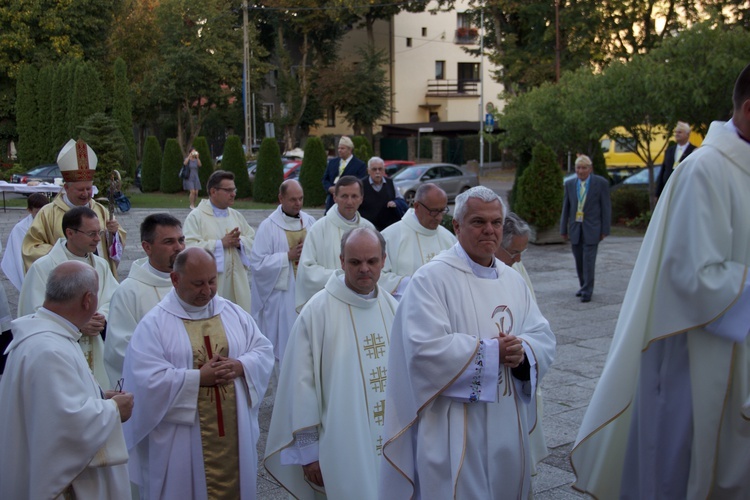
[454,27,479,44]
[426,79,479,97]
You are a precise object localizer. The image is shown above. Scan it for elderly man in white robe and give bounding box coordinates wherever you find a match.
[123,247,273,500]
[249,179,315,365]
[19,206,118,388]
[0,261,133,499]
[380,186,556,499]
[265,227,398,499]
[495,211,548,474]
[23,139,125,277]
[104,213,185,387]
[184,170,255,312]
[382,183,456,278]
[571,64,750,499]
[296,175,403,311]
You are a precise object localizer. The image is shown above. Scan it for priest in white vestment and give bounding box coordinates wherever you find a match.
[296,176,403,311]
[123,247,274,500]
[184,170,255,313]
[19,206,118,388]
[381,187,556,499]
[22,139,125,277]
[571,65,750,499]
[495,211,549,474]
[266,227,398,499]
[0,261,133,499]
[381,183,456,278]
[249,180,315,364]
[1,193,48,291]
[104,214,185,387]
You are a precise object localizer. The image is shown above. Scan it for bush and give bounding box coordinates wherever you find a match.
[160,139,183,193]
[112,58,137,176]
[509,147,532,210]
[610,186,650,223]
[352,135,373,163]
[141,136,162,192]
[253,137,283,203]
[299,136,327,207]
[441,213,455,234]
[515,143,563,230]
[192,136,213,196]
[222,135,251,198]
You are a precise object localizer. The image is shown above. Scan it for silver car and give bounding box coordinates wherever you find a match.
[392,163,479,204]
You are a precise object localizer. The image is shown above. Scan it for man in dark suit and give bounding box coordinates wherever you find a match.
[322,136,367,211]
[358,156,404,231]
[560,154,611,303]
[655,121,697,198]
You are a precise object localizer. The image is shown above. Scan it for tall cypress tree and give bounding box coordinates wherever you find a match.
[299,136,327,207]
[141,136,162,193]
[79,112,126,195]
[36,65,55,162]
[112,58,137,176]
[70,62,105,137]
[222,136,251,198]
[253,137,283,203]
[15,65,40,167]
[51,63,72,154]
[160,139,184,193]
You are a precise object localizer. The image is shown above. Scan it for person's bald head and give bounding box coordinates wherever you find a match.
[43,261,99,327]
[279,179,304,217]
[171,247,217,307]
[339,227,386,295]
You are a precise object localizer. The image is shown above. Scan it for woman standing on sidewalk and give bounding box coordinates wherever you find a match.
[183,148,202,209]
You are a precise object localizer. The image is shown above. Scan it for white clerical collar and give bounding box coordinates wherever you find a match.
[281,211,303,231]
[337,273,376,299]
[37,307,81,337]
[455,243,498,279]
[334,207,358,224]
[145,260,172,280]
[209,201,229,218]
[175,294,215,319]
[62,242,91,263]
[62,194,85,209]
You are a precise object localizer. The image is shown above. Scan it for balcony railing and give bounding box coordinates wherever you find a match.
[426,79,479,97]
[454,27,479,44]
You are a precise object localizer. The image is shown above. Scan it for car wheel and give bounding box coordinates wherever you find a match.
[404,191,416,205]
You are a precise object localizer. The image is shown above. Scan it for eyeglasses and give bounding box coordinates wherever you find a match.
[415,201,450,217]
[215,187,237,194]
[500,246,527,259]
[72,229,105,238]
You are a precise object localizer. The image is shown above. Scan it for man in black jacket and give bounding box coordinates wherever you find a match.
[656,121,697,198]
[322,136,367,211]
[358,156,404,231]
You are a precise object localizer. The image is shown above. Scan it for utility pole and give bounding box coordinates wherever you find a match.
[242,0,252,153]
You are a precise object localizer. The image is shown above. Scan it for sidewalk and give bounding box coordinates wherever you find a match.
[0,207,640,498]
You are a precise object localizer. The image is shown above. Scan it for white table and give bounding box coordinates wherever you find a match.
[0,181,63,211]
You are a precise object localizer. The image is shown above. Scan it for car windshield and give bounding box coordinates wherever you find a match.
[624,166,661,184]
[27,166,51,175]
[393,166,427,181]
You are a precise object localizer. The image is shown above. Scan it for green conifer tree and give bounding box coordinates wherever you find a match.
[222,136,251,198]
[141,136,162,193]
[15,65,40,167]
[51,63,72,154]
[352,135,373,163]
[36,65,55,162]
[79,113,126,195]
[70,62,105,137]
[515,143,564,230]
[253,137,283,203]
[112,58,137,176]
[299,136,327,207]
[191,136,213,196]
[160,139,184,193]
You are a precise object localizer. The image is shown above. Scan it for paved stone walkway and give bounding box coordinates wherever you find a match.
[0,204,641,499]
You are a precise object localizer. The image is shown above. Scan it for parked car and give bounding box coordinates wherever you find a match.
[610,165,662,192]
[383,160,415,178]
[11,164,61,184]
[392,163,478,204]
[247,159,302,182]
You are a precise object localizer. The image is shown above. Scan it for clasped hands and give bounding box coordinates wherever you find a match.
[199,354,244,387]
[498,332,525,368]
[221,227,242,249]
